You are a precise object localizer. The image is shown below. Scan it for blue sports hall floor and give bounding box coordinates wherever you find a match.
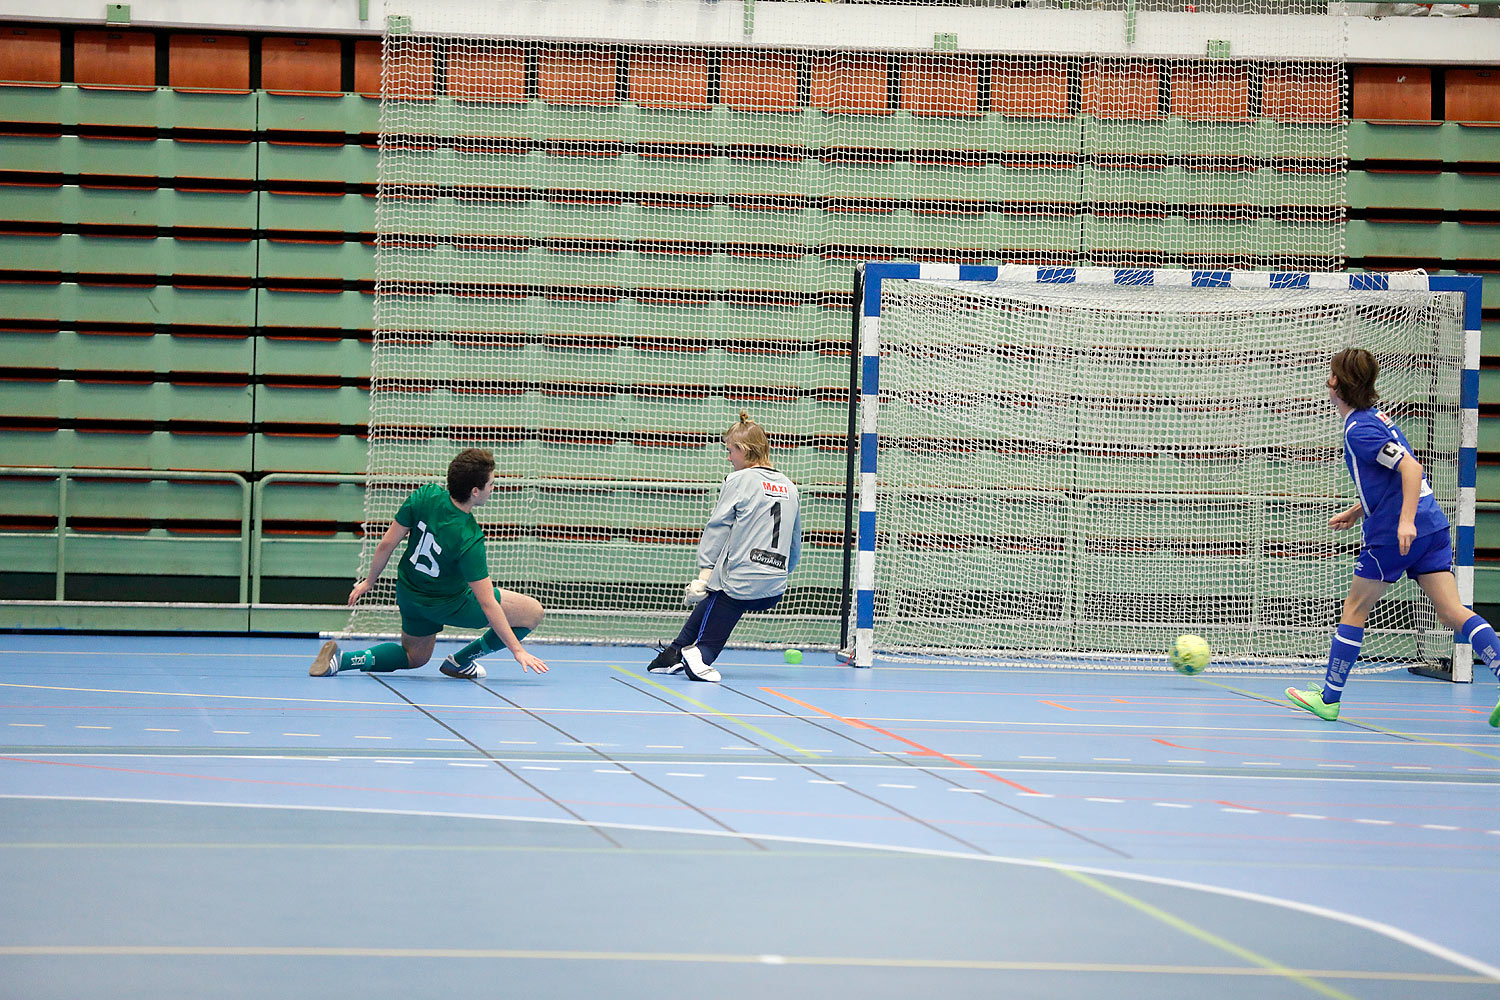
[2,633,1498,999]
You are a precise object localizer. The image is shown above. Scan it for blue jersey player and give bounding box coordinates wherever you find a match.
[1287,348,1500,725]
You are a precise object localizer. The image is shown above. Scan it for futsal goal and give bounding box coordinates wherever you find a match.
[849,264,1481,677]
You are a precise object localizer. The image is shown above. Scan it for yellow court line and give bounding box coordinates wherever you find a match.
[0,681,399,708]
[1059,868,1359,1000]
[1196,677,1500,763]
[608,665,818,759]
[0,945,1486,981]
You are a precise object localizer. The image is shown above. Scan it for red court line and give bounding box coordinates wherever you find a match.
[760,688,1039,794]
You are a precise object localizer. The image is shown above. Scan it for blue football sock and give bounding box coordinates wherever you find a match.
[1324,624,1364,704]
[1461,615,1500,679]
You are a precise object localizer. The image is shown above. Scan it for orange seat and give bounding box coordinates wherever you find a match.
[1170,63,1251,122]
[1081,60,1161,120]
[901,55,981,118]
[1263,65,1342,123]
[353,39,381,99]
[720,52,798,112]
[1446,68,1500,124]
[75,29,155,91]
[0,25,60,87]
[630,49,709,110]
[448,42,527,104]
[990,59,1069,119]
[261,37,343,97]
[810,55,892,115]
[377,36,435,101]
[1351,66,1433,122]
[169,34,250,94]
[539,45,618,107]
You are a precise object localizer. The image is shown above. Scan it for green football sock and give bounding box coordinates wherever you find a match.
[452,628,530,667]
[452,630,501,668]
[342,642,409,673]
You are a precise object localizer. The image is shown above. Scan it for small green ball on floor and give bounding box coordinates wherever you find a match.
[784,648,803,664]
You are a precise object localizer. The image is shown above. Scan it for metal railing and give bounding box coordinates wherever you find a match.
[249,472,367,604]
[2,467,368,605]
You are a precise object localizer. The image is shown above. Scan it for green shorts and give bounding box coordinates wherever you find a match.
[396,583,502,637]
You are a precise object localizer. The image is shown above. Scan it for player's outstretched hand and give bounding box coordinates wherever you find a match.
[1327,507,1361,531]
[513,649,549,674]
[683,578,709,606]
[346,578,373,606]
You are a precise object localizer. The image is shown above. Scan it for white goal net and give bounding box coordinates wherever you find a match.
[855,265,1474,671]
[348,0,1353,646]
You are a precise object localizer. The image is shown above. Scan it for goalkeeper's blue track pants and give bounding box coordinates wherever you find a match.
[673,590,783,666]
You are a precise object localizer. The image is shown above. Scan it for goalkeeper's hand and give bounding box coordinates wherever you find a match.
[683,578,709,607]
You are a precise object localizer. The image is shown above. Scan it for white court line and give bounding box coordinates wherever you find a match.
[5,792,1495,983]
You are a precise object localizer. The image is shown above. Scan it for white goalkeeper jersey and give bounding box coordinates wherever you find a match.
[697,466,802,600]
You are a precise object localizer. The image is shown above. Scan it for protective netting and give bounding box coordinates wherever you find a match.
[865,274,1466,669]
[350,0,1350,644]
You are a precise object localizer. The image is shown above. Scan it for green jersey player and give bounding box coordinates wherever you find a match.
[310,448,547,678]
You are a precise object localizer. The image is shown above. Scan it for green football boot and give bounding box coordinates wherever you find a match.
[1286,684,1340,721]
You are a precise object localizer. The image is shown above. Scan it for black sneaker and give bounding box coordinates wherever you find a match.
[647,641,684,674]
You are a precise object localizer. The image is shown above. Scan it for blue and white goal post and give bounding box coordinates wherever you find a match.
[850,263,1482,678]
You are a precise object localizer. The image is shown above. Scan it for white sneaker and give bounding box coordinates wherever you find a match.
[439,655,486,680]
[309,640,341,676]
[681,644,720,683]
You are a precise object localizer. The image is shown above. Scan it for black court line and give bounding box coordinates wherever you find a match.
[369,675,622,847]
[613,676,995,856]
[724,683,1132,860]
[470,680,768,850]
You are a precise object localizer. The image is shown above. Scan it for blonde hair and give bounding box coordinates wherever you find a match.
[723,410,771,467]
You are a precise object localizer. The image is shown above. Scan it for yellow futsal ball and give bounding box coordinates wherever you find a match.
[784,649,803,664]
[1169,634,1211,675]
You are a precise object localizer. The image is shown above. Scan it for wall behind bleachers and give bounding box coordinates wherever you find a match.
[1,19,1499,630]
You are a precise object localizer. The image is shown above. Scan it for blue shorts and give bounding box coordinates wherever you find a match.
[1353,530,1453,583]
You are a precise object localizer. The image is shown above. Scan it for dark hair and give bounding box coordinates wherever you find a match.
[447,448,495,502]
[1330,348,1380,411]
